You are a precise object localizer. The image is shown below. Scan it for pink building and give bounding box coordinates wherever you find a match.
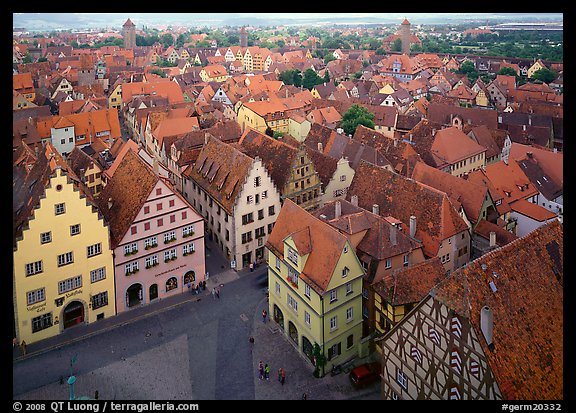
[97,149,205,313]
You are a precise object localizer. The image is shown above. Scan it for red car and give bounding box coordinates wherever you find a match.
[349,362,382,389]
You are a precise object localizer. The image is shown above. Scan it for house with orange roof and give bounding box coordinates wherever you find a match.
[347,161,471,273]
[66,146,105,196]
[96,150,206,313]
[486,74,516,108]
[429,126,487,177]
[199,64,229,83]
[237,128,323,211]
[305,106,342,128]
[379,54,422,82]
[35,108,121,157]
[120,80,185,110]
[446,83,477,107]
[482,159,558,237]
[378,219,562,400]
[313,198,428,353]
[13,72,35,102]
[410,161,498,231]
[266,199,366,374]
[181,135,281,270]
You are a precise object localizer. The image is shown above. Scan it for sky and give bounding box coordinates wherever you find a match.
[13,12,564,31]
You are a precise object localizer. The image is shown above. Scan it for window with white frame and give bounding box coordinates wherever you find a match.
[87,243,102,257]
[25,260,43,276]
[287,294,298,313]
[346,307,353,322]
[346,281,353,295]
[305,284,311,298]
[27,288,45,305]
[275,256,281,270]
[32,313,52,333]
[90,267,106,283]
[125,261,139,275]
[342,266,349,277]
[182,243,195,255]
[396,369,408,390]
[385,258,392,269]
[275,281,280,296]
[70,224,81,236]
[180,222,196,239]
[145,255,159,268]
[330,315,338,331]
[58,275,82,294]
[330,289,337,303]
[304,311,311,326]
[287,247,298,266]
[124,242,138,255]
[164,230,176,243]
[91,291,108,310]
[144,236,158,248]
[57,252,74,267]
[40,232,52,244]
[403,254,409,267]
[288,266,299,286]
[54,203,65,215]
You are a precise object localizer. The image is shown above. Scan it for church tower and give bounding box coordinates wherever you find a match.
[122,18,136,49]
[239,26,248,48]
[400,18,411,54]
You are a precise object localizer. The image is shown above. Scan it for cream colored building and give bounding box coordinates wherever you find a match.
[181,135,281,270]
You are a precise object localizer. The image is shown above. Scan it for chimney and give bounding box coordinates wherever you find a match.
[489,231,496,248]
[526,151,533,159]
[432,128,436,137]
[372,204,379,216]
[351,195,358,207]
[335,200,342,219]
[409,215,417,238]
[318,142,323,152]
[390,223,397,245]
[480,306,495,351]
[528,115,532,126]
[409,133,413,142]
[108,197,113,209]
[498,115,502,124]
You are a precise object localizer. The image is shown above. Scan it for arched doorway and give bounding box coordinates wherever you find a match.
[63,301,84,329]
[288,321,298,346]
[149,284,158,301]
[302,336,315,364]
[126,283,143,308]
[273,304,284,330]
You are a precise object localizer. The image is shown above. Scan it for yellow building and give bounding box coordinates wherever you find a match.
[527,59,547,78]
[13,143,116,345]
[107,83,122,110]
[266,200,365,376]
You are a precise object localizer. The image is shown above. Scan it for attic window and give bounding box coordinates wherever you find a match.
[56,184,63,191]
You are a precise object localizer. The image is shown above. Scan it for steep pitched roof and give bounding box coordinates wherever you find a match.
[266,199,349,295]
[347,161,469,257]
[432,220,563,400]
[411,161,490,225]
[95,150,158,248]
[183,134,254,215]
[431,126,486,167]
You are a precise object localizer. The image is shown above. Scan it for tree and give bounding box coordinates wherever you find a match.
[497,67,519,77]
[531,68,557,84]
[160,33,174,48]
[302,68,323,90]
[312,343,326,378]
[279,69,302,87]
[340,104,375,136]
[392,38,402,52]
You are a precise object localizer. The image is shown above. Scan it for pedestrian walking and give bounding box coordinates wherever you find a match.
[212,288,216,299]
[249,262,254,272]
[278,368,283,383]
[258,361,264,380]
[20,340,27,356]
[13,337,17,348]
[302,392,308,400]
[202,280,206,290]
[281,368,286,385]
[216,287,220,299]
[262,309,267,323]
[264,363,270,380]
[205,271,209,280]
[187,281,192,293]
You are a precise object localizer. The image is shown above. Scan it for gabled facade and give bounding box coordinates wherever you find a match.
[13,143,116,345]
[182,135,281,270]
[266,199,365,376]
[96,150,205,313]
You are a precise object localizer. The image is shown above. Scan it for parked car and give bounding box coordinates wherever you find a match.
[349,362,382,389]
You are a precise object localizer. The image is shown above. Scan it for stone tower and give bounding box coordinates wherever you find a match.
[122,18,136,49]
[239,26,248,48]
[400,18,411,54]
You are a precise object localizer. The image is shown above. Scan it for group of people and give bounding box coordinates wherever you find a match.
[258,361,285,385]
[187,280,207,295]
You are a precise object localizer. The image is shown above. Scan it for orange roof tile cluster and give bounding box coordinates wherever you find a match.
[433,220,563,400]
[266,199,349,295]
[183,134,255,215]
[347,161,468,257]
[430,126,487,167]
[121,81,185,106]
[411,161,490,225]
[373,257,446,305]
[483,159,538,205]
[96,150,158,248]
